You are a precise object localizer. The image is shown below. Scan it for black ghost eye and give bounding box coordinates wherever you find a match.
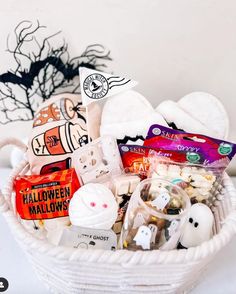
[194,222,199,228]
[189,217,193,223]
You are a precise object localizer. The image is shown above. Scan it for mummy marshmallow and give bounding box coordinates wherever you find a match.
[156,92,229,139]
[69,183,118,230]
[178,203,214,249]
[100,90,168,145]
[72,136,123,184]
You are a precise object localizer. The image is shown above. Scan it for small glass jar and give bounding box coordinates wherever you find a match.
[120,178,190,251]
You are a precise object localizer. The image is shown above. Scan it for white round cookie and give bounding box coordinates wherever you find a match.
[101,90,168,144]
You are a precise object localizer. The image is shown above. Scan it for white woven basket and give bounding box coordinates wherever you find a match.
[1,138,236,294]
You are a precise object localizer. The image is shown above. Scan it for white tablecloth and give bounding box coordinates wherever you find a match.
[0,168,235,294]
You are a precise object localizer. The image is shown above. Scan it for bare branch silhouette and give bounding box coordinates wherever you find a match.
[0,20,112,124]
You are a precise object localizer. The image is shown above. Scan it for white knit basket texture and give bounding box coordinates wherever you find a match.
[1,138,236,294]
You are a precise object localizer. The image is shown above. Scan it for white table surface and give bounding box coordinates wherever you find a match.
[0,168,236,294]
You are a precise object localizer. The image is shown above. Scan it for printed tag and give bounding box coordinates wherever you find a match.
[59,226,117,250]
[80,68,138,106]
[15,169,80,220]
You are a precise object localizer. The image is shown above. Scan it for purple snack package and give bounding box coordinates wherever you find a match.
[144,124,236,166]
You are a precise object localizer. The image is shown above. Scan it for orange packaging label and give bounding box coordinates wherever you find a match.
[15,168,80,220]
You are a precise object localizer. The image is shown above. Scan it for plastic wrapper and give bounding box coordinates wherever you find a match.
[15,168,80,220]
[144,124,236,165]
[148,154,226,205]
[119,144,191,179]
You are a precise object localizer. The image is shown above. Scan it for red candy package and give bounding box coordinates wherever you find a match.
[119,145,195,178]
[15,168,80,220]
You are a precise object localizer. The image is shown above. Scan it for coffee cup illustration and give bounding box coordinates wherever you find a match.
[32,122,89,156]
[33,98,82,128]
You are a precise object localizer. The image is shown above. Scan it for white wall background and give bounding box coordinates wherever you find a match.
[0,0,236,172]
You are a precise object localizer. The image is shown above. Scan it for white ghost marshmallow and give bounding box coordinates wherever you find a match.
[151,192,170,210]
[179,203,214,248]
[69,183,118,230]
[133,225,152,250]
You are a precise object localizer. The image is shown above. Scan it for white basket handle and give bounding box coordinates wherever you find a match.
[0,137,28,213]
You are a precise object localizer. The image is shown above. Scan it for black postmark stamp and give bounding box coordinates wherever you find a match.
[83,74,109,99]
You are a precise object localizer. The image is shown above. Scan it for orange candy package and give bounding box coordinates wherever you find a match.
[15,168,80,220]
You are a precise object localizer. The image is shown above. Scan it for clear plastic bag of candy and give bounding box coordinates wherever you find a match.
[119,178,190,251]
[147,154,227,205]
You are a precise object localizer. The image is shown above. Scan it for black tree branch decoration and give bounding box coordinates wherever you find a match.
[0,20,112,124]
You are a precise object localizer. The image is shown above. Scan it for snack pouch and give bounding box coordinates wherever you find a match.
[120,178,190,251]
[119,145,152,178]
[15,168,80,220]
[27,93,101,174]
[119,144,201,178]
[144,124,236,165]
[73,136,123,184]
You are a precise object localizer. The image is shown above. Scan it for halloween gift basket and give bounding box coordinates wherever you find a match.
[1,75,236,294]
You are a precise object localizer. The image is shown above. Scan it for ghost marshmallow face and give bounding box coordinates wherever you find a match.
[69,183,118,230]
[178,203,214,249]
[151,192,170,210]
[133,225,152,250]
